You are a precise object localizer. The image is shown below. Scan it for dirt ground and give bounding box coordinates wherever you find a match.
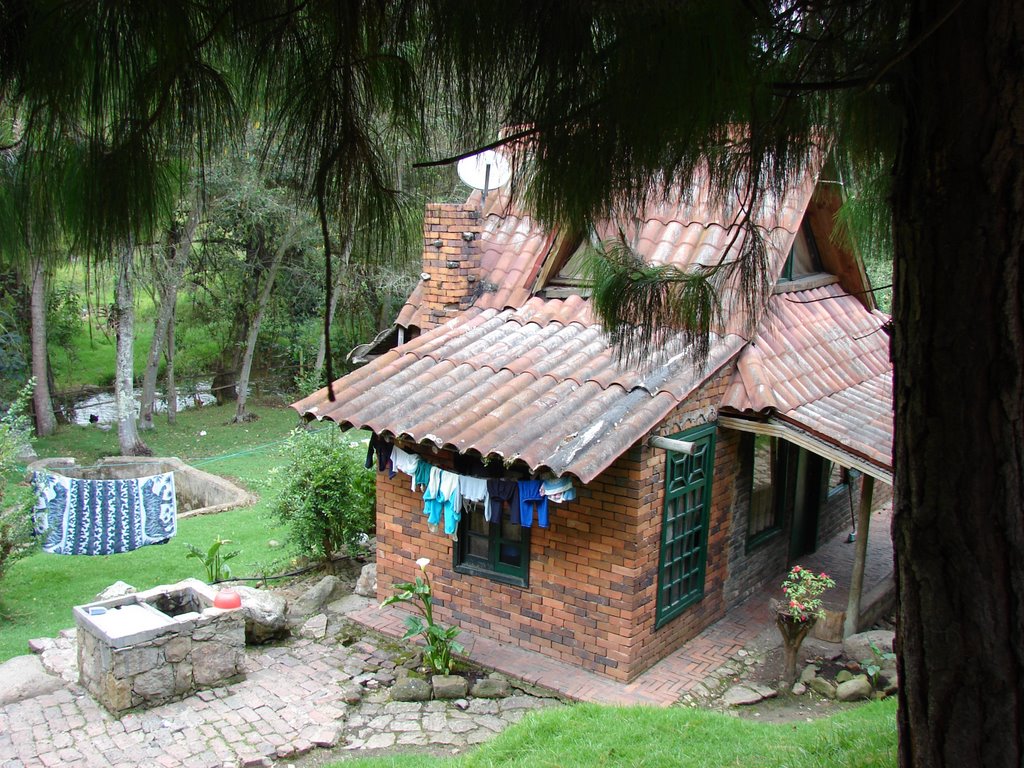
[700,618,897,724]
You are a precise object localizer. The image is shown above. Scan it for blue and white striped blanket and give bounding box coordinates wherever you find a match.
[32,471,177,555]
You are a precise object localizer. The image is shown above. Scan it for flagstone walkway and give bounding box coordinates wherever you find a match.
[0,502,892,768]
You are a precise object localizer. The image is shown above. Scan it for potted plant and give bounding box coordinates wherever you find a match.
[775,565,836,686]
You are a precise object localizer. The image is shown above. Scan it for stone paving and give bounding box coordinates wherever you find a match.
[0,501,892,767]
[0,620,560,768]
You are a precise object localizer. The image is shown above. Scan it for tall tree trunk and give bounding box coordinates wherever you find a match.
[313,235,353,383]
[233,220,298,423]
[139,206,200,430]
[112,245,150,456]
[893,1,1023,765]
[166,305,177,426]
[28,255,56,436]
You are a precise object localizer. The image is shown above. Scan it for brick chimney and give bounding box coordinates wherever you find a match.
[416,203,482,331]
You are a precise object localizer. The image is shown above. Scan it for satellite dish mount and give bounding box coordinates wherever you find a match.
[456,150,512,206]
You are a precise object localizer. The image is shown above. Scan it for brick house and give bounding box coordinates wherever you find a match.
[293,168,894,682]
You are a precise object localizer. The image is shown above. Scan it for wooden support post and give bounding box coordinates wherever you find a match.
[844,474,876,638]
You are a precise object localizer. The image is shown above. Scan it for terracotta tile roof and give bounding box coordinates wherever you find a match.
[399,174,814,328]
[293,301,745,483]
[298,169,827,481]
[721,283,893,471]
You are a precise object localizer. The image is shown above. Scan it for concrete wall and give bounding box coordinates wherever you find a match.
[27,456,255,517]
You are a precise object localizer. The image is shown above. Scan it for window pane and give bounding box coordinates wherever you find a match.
[468,534,489,559]
[454,496,529,585]
[749,435,779,540]
[828,462,848,493]
[498,542,522,567]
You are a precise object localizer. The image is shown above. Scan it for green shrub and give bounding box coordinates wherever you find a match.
[271,428,375,560]
[0,380,37,595]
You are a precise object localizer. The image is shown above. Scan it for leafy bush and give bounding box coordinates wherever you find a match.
[271,428,375,560]
[0,380,37,594]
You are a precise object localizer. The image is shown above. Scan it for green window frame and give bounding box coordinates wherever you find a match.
[454,502,530,587]
[656,423,717,629]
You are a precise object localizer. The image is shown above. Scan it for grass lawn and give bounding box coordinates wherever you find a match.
[326,700,898,768]
[0,402,355,661]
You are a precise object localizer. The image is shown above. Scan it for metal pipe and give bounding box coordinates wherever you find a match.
[648,435,697,455]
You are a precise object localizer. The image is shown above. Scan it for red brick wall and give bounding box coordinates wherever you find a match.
[374,368,742,682]
[416,204,481,331]
[624,370,737,677]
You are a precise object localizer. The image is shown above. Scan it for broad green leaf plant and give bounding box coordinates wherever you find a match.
[185,536,241,583]
[381,557,464,676]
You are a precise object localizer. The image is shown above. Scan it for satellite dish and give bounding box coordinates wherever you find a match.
[456,150,512,204]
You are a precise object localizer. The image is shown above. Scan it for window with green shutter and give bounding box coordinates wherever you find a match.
[656,423,717,628]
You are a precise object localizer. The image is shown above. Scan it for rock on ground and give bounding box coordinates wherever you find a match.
[391,678,432,702]
[722,682,777,707]
[470,677,511,699]
[808,677,837,699]
[233,585,289,644]
[354,563,377,598]
[327,594,374,615]
[842,630,895,663]
[0,655,65,706]
[432,675,469,700]
[300,614,329,640]
[836,675,873,702]
[289,576,344,622]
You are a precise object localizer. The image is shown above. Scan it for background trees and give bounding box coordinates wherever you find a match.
[0,2,1018,765]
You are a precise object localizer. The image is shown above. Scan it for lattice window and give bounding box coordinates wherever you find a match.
[656,424,717,628]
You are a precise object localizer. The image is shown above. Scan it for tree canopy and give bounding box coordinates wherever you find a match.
[0,2,1020,766]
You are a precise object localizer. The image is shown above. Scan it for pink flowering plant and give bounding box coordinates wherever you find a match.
[780,565,836,622]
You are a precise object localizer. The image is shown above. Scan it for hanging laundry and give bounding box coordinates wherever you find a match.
[486,479,518,523]
[438,470,462,536]
[541,477,576,503]
[422,466,444,533]
[364,434,394,476]
[518,479,549,528]
[413,458,432,492]
[32,471,177,555]
[459,475,488,503]
[391,447,419,477]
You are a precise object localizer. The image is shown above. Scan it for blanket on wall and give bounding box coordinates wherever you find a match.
[32,471,178,555]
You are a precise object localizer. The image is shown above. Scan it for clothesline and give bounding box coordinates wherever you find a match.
[364,435,575,540]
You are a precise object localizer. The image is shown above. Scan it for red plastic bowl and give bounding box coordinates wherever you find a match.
[213,589,242,609]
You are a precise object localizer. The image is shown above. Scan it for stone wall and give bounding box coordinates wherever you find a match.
[76,582,245,713]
